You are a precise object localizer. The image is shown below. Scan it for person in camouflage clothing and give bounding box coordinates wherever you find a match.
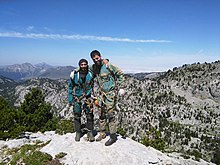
[90,50,124,146]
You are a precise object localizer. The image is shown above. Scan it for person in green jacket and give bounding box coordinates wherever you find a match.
[68,59,95,142]
[90,50,125,146]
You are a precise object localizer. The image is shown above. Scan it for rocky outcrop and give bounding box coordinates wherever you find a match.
[1,60,220,163]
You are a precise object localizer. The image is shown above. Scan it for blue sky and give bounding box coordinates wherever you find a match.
[0,0,219,73]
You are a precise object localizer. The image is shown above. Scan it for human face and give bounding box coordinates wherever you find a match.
[92,55,102,65]
[80,62,88,71]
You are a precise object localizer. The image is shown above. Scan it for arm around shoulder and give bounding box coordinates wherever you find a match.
[108,63,124,87]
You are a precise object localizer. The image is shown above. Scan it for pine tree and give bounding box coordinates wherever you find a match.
[211,146,220,165]
[19,88,57,132]
[0,97,19,139]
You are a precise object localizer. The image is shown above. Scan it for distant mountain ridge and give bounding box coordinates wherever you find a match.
[0,62,75,81]
[0,62,158,81]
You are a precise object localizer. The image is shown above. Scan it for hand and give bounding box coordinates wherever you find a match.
[103,59,109,64]
[118,88,125,96]
[93,98,99,107]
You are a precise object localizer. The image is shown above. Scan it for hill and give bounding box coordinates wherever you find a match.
[0,63,75,81]
[0,60,220,163]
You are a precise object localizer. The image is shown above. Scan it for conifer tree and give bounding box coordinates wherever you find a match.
[0,97,18,139]
[19,88,56,132]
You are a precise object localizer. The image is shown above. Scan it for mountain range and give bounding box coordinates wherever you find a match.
[0,62,162,81]
[0,62,75,81]
[0,60,220,164]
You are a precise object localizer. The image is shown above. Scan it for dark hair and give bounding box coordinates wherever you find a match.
[78,58,88,66]
[90,50,101,58]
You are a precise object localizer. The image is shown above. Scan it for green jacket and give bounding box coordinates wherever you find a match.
[68,68,94,104]
[91,61,124,93]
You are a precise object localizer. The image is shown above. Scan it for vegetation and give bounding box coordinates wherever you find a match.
[211,145,220,165]
[55,152,67,159]
[55,119,74,135]
[141,128,165,151]
[0,88,58,140]
[119,61,220,162]
[0,141,64,165]
[18,88,57,132]
[0,96,21,139]
[117,127,127,137]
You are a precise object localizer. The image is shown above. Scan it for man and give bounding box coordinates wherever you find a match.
[90,50,124,146]
[68,59,95,142]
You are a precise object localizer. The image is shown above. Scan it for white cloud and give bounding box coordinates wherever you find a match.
[26,26,34,31]
[0,31,172,43]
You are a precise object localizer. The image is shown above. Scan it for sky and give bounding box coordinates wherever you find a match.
[0,0,220,73]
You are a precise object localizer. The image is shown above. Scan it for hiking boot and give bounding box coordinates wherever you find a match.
[75,132,81,142]
[96,132,106,141]
[105,133,117,146]
[87,131,95,142]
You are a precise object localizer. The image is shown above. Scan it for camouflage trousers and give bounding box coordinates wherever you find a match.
[97,91,117,134]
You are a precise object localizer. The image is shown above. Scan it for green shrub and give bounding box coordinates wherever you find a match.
[188,150,202,161]
[8,143,53,165]
[117,127,126,137]
[24,151,52,165]
[211,147,220,165]
[181,154,190,159]
[141,128,165,151]
[55,119,74,135]
[55,152,67,159]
